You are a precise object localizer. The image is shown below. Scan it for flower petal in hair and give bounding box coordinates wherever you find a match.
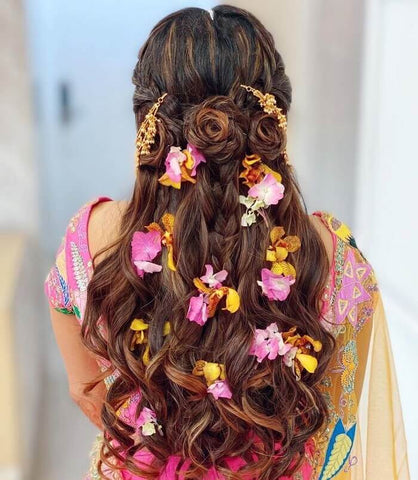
[131,229,163,278]
[248,173,284,206]
[186,265,240,325]
[239,154,285,227]
[129,318,170,366]
[249,322,292,363]
[192,360,232,400]
[249,324,322,380]
[158,143,206,189]
[257,267,295,301]
[266,226,301,277]
[116,393,163,442]
[200,264,228,289]
[282,328,323,380]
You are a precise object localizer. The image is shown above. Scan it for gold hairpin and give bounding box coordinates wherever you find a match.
[240,84,291,166]
[135,92,168,167]
[240,84,287,132]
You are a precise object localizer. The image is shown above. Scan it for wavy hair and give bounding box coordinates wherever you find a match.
[81,5,335,479]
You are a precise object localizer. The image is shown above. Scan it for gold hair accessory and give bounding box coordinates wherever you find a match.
[240,84,287,131]
[135,92,168,167]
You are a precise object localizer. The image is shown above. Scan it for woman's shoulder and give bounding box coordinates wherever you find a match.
[310,209,380,329]
[87,197,129,266]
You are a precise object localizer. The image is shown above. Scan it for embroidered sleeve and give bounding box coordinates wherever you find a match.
[44,233,74,314]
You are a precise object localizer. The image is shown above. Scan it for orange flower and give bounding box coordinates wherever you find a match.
[266,226,301,277]
[239,154,282,188]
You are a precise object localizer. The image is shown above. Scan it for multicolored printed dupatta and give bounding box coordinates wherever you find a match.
[44,198,410,479]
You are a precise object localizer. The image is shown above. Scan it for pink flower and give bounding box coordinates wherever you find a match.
[207,380,233,400]
[186,143,206,176]
[257,268,295,301]
[283,346,298,368]
[131,230,163,278]
[200,264,228,288]
[248,173,285,206]
[249,322,291,362]
[186,293,208,326]
[165,146,186,183]
[137,406,157,426]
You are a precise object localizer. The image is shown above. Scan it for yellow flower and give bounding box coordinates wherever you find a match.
[192,278,240,317]
[282,327,323,378]
[129,318,171,366]
[192,360,226,386]
[266,226,301,278]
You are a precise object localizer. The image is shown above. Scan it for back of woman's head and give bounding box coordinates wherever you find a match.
[83,5,335,479]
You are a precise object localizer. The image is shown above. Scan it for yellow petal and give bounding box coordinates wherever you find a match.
[270,226,285,244]
[142,344,150,366]
[296,353,318,373]
[163,321,171,336]
[130,318,149,331]
[146,222,163,234]
[266,249,277,263]
[167,246,176,271]
[193,277,212,294]
[243,153,262,166]
[180,165,196,184]
[303,335,323,352]
[202,362,222,385]
[183,149,195,170]
[158,173,181,189]
[270,261,296,277]
[223,288,240,313]
[161,213,175,232]
[274,246,288,262]
[261,164,282,183]
[284,235,301,252]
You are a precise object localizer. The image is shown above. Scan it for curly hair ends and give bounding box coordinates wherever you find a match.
[81,5,335,479]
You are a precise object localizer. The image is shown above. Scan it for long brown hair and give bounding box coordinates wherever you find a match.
[82,5,335,479]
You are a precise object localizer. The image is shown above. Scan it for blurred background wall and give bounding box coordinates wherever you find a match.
[1,0,416,479]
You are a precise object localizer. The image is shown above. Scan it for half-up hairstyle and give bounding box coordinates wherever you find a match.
[81,5,335,479]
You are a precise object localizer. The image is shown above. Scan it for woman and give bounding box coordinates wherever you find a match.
[44,5,409,479]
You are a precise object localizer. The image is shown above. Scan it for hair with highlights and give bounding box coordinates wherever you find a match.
[82,5,335,479]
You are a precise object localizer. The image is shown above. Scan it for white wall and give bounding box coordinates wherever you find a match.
[356,0,418,476]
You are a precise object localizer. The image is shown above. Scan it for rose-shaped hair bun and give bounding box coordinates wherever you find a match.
[184,96,249,165]
[248,111,287,162]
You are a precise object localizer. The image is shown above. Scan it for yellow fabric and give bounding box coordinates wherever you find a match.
[309,211,410,479]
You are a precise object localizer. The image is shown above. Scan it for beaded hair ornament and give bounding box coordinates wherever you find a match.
[129,85,321,422]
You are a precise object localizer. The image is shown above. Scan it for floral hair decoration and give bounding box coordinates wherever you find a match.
[239,154,285,227]
[116,392,163,443]
[186,264,240,326]
[249,322,322,380]
[129,318,171,366]
[131,213,176,276]
[192,360,232,400]
[158,143,206,189]
[258,226,301,302]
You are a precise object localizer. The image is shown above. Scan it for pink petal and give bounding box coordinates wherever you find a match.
[283,346,298,367]
[258,268,295,301]
[137,407,157,427]
[131,230,162,262]
[165,146,186,183]
[248,174,285,206]
[187,143,206,176]
[200,264,228,288]
[186,294,208,326]
[207,380,232,399]
[133,260,163,278]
